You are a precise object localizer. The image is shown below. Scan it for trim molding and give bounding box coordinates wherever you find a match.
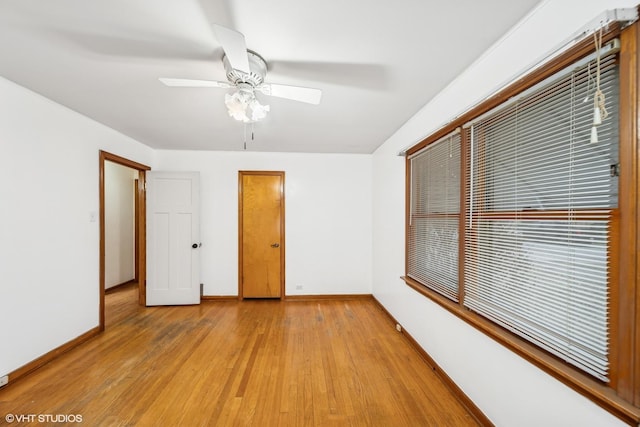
[105,279,136,294]
[372,296,494,427]
[5,327,101,386]
[200,294,375,302]
[201,295,238,302]
[402,276,640,425]
[285,294,373,301]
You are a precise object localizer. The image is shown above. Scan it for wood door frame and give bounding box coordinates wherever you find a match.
[238,171,285,300]
[99,151,150,331]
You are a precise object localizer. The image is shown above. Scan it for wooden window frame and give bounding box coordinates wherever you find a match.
[403,19,640,424]
[407,133,462,302]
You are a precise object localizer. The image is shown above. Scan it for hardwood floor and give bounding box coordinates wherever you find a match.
[0,286,481,426]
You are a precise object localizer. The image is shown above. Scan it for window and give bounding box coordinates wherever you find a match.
[404,19,640,424]
[408,132,461,301]
[464,52,618,382]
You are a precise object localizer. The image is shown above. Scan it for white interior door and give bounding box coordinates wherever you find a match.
[146,171,200,306]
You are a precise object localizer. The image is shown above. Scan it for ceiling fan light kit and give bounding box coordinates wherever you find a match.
[159,24,322,127]
[224,83,270,123]
[222,51,270,123]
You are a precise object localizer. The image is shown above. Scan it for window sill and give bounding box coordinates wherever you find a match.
[401,275,640,425]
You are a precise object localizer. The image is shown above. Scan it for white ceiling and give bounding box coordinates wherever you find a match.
[0,0,541,154]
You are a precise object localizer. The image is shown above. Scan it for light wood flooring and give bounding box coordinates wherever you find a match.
[0,284,481,426]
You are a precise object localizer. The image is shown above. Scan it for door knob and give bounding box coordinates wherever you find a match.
[192,243,202,249]
[271,243,280,248]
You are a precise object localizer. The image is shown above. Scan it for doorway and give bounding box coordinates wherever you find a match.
[238,171,285,299]
[104,161,137,291]
[99,151,150,330]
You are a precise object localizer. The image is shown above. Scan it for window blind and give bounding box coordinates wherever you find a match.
[464,52,619,381]
[408,133,461,301]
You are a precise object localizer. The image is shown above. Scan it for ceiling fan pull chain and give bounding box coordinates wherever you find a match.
[243,123,247,150]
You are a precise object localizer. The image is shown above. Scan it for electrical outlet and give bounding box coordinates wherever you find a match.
[295,284,303,290]
[0,375,8,387]
[396,324,402,332]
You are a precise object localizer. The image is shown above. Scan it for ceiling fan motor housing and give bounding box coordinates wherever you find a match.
[223,50,267,88]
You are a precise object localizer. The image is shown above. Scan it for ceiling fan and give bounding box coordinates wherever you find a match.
[159,24,322,123]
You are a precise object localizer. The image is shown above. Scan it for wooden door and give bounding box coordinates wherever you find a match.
[239,171,285,299]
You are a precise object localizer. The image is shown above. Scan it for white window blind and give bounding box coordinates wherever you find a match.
[464,52,619,381]
[408,133,461,301]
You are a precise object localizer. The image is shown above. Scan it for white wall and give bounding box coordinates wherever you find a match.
[155,150,372,297]
[2,0,637,423]
[0,77,154,377]
[104,161,136,289]
[0,76,371,377]
[372,1,638,426]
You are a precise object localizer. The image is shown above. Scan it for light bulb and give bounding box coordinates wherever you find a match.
[225,88,269,123]
[249,99,270,122]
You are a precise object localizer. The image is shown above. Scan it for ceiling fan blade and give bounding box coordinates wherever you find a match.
[211,24,250,73]
[258,84,322,105]
[159,78,230,88]
[50,29,218,62]
[269,60,390,90]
